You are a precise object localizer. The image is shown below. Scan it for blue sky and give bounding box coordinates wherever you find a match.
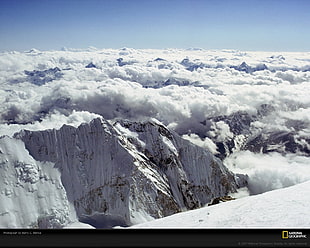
[0,0,309,51]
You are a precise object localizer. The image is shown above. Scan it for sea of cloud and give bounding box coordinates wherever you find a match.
[0,48,309,195]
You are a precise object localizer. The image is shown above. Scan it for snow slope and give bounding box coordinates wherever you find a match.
[0,136,75,228]
[130,180,310,228]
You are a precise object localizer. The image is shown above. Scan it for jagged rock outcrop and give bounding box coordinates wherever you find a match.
[13,117,244,228]
[180,58,205,71]
[197,104,310,159]
[85,62,97,68]
[208,195,236,206]
[245,130,310,156]
[230,62,268,73]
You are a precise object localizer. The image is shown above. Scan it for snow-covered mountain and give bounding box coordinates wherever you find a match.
[1,117,244,228]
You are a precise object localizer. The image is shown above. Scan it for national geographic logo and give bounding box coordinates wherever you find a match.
[282,231,307,239]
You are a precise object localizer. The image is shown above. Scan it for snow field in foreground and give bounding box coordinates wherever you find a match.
[129,180,310,228]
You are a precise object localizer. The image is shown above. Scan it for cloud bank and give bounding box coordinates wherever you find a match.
[0,48,309,195]
[224,151,310,195]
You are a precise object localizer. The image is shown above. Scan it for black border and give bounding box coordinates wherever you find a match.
[1,228,309,247]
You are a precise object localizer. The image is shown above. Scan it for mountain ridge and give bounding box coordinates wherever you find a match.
[0,117,247,228]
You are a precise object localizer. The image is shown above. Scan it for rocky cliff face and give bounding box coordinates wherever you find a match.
[8,117,244,228]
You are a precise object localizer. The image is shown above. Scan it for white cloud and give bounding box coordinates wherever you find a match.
[0,49,309,196]
[208,121,233,142]
[0,49,308,134]
[224,151,310,195]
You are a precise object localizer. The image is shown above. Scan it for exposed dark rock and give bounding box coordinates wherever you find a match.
[85,62,97,68]
[24,67,63,85]
[208,195,236,206]
[230,62,268,73]
[245,131,310,156]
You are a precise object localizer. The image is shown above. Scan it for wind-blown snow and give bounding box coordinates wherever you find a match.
[130,180,310,228]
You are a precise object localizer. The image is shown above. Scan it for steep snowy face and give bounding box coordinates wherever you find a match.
[15,118,135,227]
[15,117,242,228]
[114,119,243,210]
[0,136,73,228]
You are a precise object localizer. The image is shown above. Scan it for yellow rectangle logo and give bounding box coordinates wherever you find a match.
[282,231,289,239]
